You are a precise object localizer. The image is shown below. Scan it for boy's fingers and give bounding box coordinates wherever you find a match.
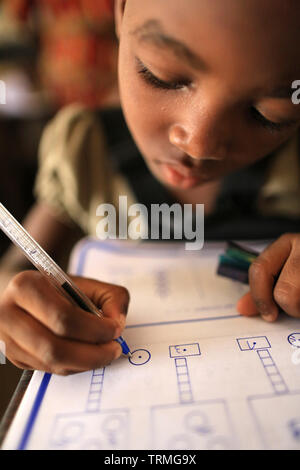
[0,306,122,375]
[236,291,259,317]
[3,334,47,372]
[72,276,130,332]
[272,238,300,318]
[241,235,293,321]
[7,271,120,343]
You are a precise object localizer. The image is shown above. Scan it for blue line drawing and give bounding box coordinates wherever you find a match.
[256,349,289,395]
[237,336,271,351]
[288,418,300,442]
[184,410,212,435]
[288,333,300,348]
[174,357,193,404]
[153,269,169,298]
[151,400,235,450]
[129,349,151,366]
[170,343,201,404]
[236,336,288,395]
[150,342,236,450]
[169,343,201,358]
[248,392,300,450]
[237,335,300,449]
[48,367,129,449]
[50,409,129,449]
[74,238,240,329]
[86,368,105,412]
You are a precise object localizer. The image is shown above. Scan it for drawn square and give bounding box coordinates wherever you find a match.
[274,383,288,394]
[174,358,187,367]
[92,376,103,384]
[177,375,189,384]
[179,382,191,392]
[261,357,273,366]
[265,365,278,375]
[257,350,271,359]
[180,391,193,403]
[271,375,284,385]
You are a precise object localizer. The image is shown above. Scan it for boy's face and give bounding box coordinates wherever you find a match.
[116,0,300,189]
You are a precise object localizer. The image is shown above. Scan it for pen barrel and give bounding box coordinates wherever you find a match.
[0,202,103,318]
[60,280,103,318]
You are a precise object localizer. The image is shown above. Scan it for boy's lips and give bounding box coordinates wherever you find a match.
[155,157,203,176]
[160,162,201,187]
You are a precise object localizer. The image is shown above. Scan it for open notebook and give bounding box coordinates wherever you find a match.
[2,239,300,450]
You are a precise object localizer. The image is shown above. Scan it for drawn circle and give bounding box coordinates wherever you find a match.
[102,414,124,434]
[288,333,300,348]
[129,349,151,366]
[61,421,83,443]
[185,411,212,435]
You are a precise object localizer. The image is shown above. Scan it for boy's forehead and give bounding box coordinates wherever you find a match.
[127,0,300,28]
[126,0,300,87]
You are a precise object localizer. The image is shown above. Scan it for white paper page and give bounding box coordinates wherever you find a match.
[3,239,300,450]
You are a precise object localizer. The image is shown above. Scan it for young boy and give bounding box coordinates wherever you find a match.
[0,0,299,375]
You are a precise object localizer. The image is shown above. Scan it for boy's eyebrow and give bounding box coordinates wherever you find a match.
[131,20,205,70]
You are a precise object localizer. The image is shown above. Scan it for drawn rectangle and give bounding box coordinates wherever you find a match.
[169,343,201,358]
[237,336,271,351]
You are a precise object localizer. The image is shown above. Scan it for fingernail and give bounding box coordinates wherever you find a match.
[119,314,126,330]
[261,313,275,322]
[121,303,129,316]
[113,319,125,340]
[114,342,123,359]
[261,308,277,321]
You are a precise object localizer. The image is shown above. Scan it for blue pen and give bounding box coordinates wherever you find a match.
[0,202,131,358]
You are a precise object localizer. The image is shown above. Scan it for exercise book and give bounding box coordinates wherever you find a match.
[2,239,300,450]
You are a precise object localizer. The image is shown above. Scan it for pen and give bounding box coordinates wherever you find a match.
[0,202,131,357]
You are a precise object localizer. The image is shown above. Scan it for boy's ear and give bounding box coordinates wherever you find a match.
[114,0,127,40]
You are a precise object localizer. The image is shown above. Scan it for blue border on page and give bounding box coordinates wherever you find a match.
[17,373,51,450]
[17,239,239,449]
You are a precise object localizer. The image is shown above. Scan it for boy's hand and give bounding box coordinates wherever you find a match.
[237,233,300,321]
[0,271,130,375]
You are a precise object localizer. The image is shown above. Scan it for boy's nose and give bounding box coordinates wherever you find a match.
[168,114,229,162]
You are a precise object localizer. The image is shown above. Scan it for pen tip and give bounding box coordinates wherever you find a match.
[127,352,132,358]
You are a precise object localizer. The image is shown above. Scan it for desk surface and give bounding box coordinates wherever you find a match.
[0,370,33,447]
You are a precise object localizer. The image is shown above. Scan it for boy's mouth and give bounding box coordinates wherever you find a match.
[159,162,202,188]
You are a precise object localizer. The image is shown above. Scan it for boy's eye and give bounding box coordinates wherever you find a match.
[250,107,296,133]
[136,57,191,91]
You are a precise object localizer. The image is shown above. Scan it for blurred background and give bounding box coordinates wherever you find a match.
[0,0,118,422]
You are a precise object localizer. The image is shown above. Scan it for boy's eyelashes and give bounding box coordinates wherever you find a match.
[135,57,191,90]
[135,57,297,134]
[250,107,296,133]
